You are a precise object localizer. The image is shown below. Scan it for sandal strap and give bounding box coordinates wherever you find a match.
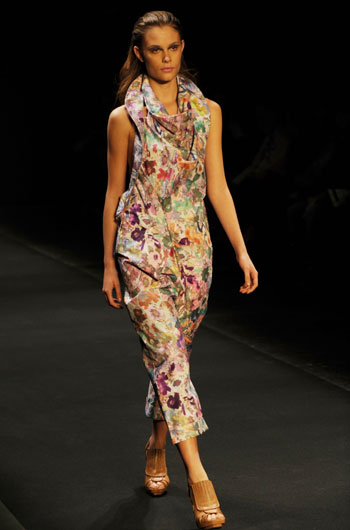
[145,448,167,476]
[190,479,220,511]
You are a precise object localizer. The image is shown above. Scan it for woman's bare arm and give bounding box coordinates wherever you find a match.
[205,99,258,294]
[102,105,130,308]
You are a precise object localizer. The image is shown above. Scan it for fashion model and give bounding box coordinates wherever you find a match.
[102,10,258,529]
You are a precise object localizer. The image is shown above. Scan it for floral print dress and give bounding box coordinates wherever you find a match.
[114,73,213,444]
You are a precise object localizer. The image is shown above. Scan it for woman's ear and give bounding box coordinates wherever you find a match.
[133,45,144,63]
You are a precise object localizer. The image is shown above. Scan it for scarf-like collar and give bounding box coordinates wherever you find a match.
[140,73,191,117]
[125,73,203,136]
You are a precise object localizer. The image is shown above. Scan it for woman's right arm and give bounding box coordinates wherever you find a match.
[102,105,130,309]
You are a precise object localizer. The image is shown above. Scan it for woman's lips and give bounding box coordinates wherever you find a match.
[161,67,174,72]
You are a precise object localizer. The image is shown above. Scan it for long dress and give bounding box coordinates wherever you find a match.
[114,72,213,445]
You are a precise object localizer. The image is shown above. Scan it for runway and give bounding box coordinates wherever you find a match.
[1,232,349,530]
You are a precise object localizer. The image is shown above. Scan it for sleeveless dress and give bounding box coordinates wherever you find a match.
[114,73,213,445]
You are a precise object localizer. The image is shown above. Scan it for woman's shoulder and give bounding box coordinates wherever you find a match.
[108,104,129,123]
[108,105,133,134]
[205,98,222,124]
[205,98,222,113]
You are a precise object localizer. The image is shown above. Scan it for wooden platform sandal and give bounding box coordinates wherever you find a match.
[187,478,226,529]
[144,438,170,496]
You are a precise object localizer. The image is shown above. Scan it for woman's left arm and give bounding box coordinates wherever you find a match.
[205,99,258,294]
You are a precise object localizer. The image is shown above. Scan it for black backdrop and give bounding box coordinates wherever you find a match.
[3,5,349,295]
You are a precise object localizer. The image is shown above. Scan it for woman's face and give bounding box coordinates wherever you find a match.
[134,25,185,82]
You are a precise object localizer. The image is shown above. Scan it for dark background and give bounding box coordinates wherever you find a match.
[2,5,349,381]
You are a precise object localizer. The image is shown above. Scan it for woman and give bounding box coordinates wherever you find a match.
[102,10,258,529]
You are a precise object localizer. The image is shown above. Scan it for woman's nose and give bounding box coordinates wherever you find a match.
[163,53,170,62]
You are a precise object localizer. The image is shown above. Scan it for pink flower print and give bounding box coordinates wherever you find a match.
[157,167,173,182]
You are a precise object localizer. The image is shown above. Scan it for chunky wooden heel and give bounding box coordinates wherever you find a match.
[187,478,226,529]
[144,439,170,496]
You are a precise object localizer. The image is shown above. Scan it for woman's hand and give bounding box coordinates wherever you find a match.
[236,252,259,294]
[102,262,124,309]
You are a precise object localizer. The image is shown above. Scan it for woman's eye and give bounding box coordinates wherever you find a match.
[149,45,178,53]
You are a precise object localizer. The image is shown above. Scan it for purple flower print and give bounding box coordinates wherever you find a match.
[167,392,181,409]
[157,372,171,395]
[184,395,196,407]
[131,227,146,242]
[149,234,161,249]
[179,237,190,246]
[130,204,141,225]
[176,333,185,349]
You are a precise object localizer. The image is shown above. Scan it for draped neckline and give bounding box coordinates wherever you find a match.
[140,73,194,136]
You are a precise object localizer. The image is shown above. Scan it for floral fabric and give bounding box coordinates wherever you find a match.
[114,73,213,444]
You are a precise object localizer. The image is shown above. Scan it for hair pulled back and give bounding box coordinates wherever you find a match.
[115,10,197,105]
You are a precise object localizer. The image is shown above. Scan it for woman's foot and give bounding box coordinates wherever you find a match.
[144,436,170,496]
[187,477,226,529]
[175,433,225,526]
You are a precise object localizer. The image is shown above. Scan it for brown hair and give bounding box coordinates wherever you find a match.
[115,10,198,105]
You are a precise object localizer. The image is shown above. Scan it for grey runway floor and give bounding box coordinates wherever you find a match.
[1,232,349,530]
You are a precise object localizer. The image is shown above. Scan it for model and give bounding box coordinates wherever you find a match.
[102,10,258,529]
